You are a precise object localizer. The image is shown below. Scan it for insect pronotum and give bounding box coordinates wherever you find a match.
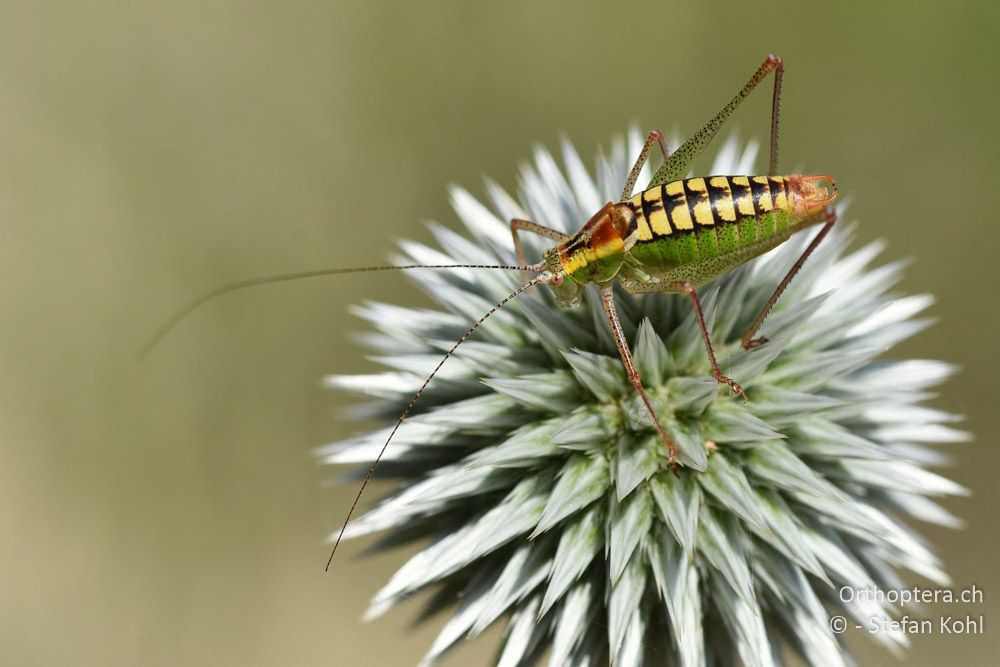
[140,54,839,571]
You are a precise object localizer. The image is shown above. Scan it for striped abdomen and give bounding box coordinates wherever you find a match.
[627,175,798,241]
[624,175,824,284]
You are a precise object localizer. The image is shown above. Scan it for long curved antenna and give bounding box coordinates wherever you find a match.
[137,262,541,361]
[324,276,541,571]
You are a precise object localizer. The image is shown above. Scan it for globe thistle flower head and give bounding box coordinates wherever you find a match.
[320,130,968,666]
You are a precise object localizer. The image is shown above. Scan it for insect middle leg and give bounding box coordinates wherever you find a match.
[620,130,670,201]
[620,277,747,400]
[741,208,838,350]
[600,285,678,468]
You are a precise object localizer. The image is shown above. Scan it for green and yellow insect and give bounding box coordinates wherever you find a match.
[508,54,836,471]
[141,55,839,569]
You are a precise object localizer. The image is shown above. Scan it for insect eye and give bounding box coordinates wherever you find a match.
[550,273,564,286]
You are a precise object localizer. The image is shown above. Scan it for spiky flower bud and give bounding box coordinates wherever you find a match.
[320,131,967,666]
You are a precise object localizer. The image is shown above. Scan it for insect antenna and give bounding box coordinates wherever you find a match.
[137,262,541,361]
[325,275,542,571]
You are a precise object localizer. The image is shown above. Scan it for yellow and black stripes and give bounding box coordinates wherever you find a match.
[628,175,791,241]
[705,177,736,222]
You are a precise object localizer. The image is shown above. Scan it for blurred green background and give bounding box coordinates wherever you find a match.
[1,1,997,665]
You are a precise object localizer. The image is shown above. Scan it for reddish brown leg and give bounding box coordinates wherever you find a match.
[509,218,568,282]
[600,286,679,469]
[741,208,838,350]
[675,281,748,401]
[620,130,670,201]
[766,56,784,175]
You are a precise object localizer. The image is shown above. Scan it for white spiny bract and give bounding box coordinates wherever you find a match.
[320,131,968,666]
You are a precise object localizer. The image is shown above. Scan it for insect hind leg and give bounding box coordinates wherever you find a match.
[647,54,784,187]
[741,208,838,350]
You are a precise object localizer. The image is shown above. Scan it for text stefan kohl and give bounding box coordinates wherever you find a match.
[868,615,984,635]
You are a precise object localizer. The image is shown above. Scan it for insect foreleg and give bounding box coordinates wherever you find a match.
[741,208,838,350]
[620,130,670,201]
[599,286,678,468]
[648,54,784,187]
[509,219,569,281]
